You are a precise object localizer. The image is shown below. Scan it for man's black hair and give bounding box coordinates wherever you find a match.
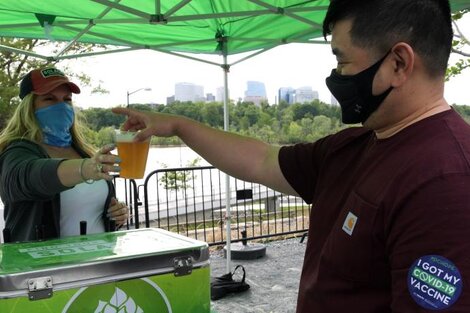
[323,0,453,76]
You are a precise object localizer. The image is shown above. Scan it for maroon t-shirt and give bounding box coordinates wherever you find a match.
[279,109,470,312]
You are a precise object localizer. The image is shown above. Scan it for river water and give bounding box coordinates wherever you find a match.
[131,145,209,184]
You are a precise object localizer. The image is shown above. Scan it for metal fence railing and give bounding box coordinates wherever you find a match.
[116,166,310,246]
[0,167,309,244]
[113,177,141,230]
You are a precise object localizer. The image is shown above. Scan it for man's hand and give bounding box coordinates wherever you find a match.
[112,107,182,142]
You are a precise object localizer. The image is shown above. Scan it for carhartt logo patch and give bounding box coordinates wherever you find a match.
[342,212,358,236]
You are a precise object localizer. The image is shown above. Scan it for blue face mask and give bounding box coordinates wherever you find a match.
[35,102,75,147]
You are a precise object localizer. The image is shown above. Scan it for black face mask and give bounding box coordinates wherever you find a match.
[325,52,393,124]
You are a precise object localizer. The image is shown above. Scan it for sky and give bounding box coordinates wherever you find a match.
[68,43,337,108]
[61,16,470,110]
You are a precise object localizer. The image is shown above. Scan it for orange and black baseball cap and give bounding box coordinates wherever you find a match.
[19,67,80,100]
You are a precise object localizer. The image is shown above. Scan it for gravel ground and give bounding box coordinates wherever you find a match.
[210,237,307,313]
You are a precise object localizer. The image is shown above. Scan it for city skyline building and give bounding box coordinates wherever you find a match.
[278,86,320,105]
[294,86,318,104]
[330,94,339,106]
[164,82,333,106]
[278,87,295,105]
[174,82,205,102]
[166,95,175,105]
[216,86,227,102]
[206,93,215,102]
[244,81,267,106]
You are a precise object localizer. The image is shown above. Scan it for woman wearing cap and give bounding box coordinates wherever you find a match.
[0,67,128,242]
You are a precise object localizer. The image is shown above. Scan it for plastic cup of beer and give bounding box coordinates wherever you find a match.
[114,130,150,179]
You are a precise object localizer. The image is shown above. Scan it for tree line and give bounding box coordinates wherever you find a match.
[81,100,346,147]
[80,100,470,148]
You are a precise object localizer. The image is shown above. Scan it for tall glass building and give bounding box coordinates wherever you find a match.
[278,87,295,105]
[244,81,267,106]
[175,82,205,102]
[294,86,318,104]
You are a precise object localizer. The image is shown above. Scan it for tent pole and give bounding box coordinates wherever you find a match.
[223,53,232,275]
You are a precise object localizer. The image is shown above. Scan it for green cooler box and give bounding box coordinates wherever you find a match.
[0,228,210,312]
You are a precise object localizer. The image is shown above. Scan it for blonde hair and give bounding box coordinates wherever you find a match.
[0,94,96,156]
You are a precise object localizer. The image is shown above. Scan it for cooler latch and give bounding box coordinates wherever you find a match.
[173,257,193,277]
[28,276,53,300]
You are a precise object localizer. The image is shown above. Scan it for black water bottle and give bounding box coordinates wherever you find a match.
[80,220,87,235]
[108,219,116,232]
[2,228,11,243]
[35,225,45,241]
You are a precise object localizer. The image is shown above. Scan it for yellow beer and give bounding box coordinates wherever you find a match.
[115,131,150,179]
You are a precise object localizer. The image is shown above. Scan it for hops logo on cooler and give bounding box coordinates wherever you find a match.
[62,278,172,313]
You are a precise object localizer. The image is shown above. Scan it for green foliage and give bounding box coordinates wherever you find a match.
[446,10,469,80]
[291,102,319,121]
[0,38,53,128]
[201,102,224,127]
[81,107,125,131]
[159,158,201,190]
[78,100,349,146]
[453,9,469,21]
[130,104,154,111]
[95,127,115,147]
[77,102,470,150]
[446,57,470,81]
[0,38,106,129]
[452,104,470,124]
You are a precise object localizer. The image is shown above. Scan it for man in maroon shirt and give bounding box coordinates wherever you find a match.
[114,0,470,311]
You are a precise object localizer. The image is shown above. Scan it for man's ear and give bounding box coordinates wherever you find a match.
[389,42,415,87]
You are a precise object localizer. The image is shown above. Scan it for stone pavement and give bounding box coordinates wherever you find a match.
[210,237,307,313]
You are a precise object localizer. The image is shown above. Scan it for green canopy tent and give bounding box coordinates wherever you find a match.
[1,0,469,60]
[1,0,470,274]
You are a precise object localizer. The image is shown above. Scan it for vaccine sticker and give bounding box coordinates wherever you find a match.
[408,255,462,310]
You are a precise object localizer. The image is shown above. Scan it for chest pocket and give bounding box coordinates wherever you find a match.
[320,192,382,283]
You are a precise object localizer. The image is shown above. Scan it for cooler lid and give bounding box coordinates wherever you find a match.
[0,228,209,296]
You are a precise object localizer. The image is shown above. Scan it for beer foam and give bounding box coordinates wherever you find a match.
[115,131,136,142]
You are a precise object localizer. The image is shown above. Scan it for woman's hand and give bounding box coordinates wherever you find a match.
[82,143,121,181]
[107,197,129,227]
